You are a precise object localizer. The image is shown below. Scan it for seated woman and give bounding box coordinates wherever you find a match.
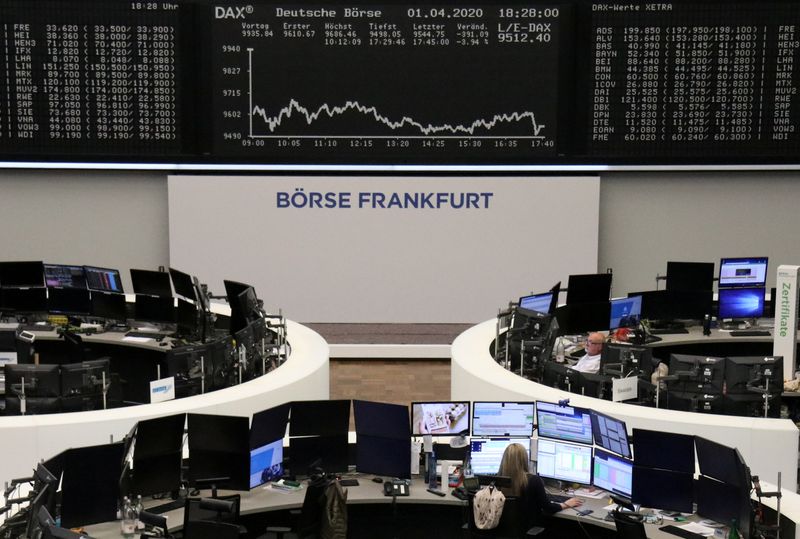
[498,443,583,530]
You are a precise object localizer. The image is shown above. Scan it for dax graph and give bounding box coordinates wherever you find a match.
[211,3,564,163]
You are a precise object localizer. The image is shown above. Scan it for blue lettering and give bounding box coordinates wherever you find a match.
[277,192,290,208]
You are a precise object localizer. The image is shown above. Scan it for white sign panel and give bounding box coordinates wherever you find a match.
[149,376,176,404]
[612,376,638,402]
[774,265,800,380]
[168,176,600,323]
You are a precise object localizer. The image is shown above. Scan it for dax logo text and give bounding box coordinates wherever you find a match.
[215,6,249,19]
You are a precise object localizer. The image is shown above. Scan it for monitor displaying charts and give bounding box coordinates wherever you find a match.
[593,448,632,498]
[590,410,631,459]
[470,438,528,476]
[472,402,534,437]
[535,401,593,445]
[519,292,553,314]
[536,439,592,485]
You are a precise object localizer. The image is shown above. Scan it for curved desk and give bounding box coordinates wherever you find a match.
[452,320,800,537]
[0,319,329,491]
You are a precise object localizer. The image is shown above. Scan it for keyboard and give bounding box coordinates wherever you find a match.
[548,493,570,503]
[19,323,55,332]
[659,525,705,539]
[148,498,186,514]
[649,328,689,335]
[730,330,771,337]
[125,331,171,340]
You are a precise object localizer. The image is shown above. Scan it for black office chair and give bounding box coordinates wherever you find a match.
[182,520,240,539]
[612,510,647,539]
[183,495,247,538]
[466,494,545,538]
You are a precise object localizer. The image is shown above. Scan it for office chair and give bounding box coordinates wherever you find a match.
[612,510,647,539]
[183,495,246,538]
[466,494,545,538]
[182,520,240,539]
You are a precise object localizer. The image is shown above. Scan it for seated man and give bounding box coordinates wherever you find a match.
[570,332,604,374]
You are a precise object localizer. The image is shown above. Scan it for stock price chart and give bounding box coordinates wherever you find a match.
[211,3,565,163]
[0,1,184,157]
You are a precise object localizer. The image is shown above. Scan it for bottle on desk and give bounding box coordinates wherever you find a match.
[119,496,136,538]
[727,519,740,539]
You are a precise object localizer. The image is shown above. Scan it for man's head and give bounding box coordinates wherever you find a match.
[586,332,605,355]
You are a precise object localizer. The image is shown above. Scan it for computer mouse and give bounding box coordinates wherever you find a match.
[372,477,384,483]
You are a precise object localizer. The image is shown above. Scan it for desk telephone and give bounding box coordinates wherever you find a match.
[383,479,410,496]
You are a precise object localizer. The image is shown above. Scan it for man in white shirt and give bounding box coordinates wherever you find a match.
[571,332,605,374]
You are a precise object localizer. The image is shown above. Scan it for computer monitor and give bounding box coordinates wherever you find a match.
[535,401,593,445]
[0,261,45,288]
[470,438,528,476]
[554,302,610,334]
[601,344,653,379]
[354,401,413,478]
[695,436,750,487]
[168,267,197,300]
[129,413,185,497]
[224,280,257,335]
[251,403,291,448]
[664,290,714,321]
[540,360,582,393]
[44,264,87,289]
[631,428,694,473]
[47,287,91,315]
[289,434,349,475]
[61,359,110,410]
[205,335,234,390]
[410,401,470,436]
[575,372,613,400]
[719,257,768,289]
[90,291,127,321]
[249,439,284,488]
[83,266,124,293]
[134,294,175,324]
[4,363,61,398]
[590,410,631,459]
[631,467,693,513]
[592,448,632,498]
[609,296,641,330]
[130,269,173,297]
[176,297,199,337]
[725,356,782,395]
[187,413,250,491]
[665,261,714,291]
[536,438,592,485]
[519,292,553,314]
[471,401,535,437]
[668,354,726,394]
[566,273,612,305]
[696,475,752,539]
[629,290,670,321]
[718,287,765,319]
[60,442,124,528]
[289,399,351,437]
[27,488,54,539]
[0,287,48,313]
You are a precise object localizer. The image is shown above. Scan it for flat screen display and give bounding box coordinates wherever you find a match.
[536,401,593,445]
[665,261,714,292]
[519,292,553,314]
[609,295,641,330]
[631,429,694,473]
[590,410,631,459]
[249,439,284,489]
[84,266,124,293]
[631,467,694,513]
[411,401,469,436]
[44,264,87,289]
[470,438,528,476]
[130,269,173,297]
[718,287,765,319]
[536,439,592,485]
[593,448,632,498]
[719,257,768,288]
[0,261,45,288]
[566,273,612,305]
[472,401,534,437]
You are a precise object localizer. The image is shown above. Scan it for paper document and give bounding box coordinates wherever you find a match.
[677,522,715,536]
[123,336,153,343]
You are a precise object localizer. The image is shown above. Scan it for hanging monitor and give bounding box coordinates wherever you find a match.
[665,261,714,292]
[471,401,535,438]
[566,273,612,305]
[535,401,593,445]
[0,261,45,288]
[719,257,768,288]
[411,401,470,436]
[590,410,631,459]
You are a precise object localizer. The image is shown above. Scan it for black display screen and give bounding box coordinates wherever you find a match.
[0,0,798,166]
